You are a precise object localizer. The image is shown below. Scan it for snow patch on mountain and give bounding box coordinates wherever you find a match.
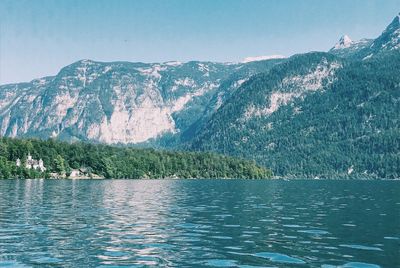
[164,61,183,66]
[242,55,287,63]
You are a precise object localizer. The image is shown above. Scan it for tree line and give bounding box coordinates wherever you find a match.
[0,137,272,179]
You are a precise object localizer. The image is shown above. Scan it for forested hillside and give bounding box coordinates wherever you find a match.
[189,51,400,178]
[0,137,272,179]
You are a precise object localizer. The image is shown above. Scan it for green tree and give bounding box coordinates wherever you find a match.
[54,155,66,174]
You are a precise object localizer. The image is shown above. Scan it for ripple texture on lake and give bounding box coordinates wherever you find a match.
[0,179,399,267]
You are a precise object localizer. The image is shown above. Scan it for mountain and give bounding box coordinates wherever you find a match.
[176,58,286,145]
[0,59,283,145]
[189,51,400,178]
[333,35,353,49]
[242,55,287,63]
[357,13,400,59]
[1,13,399,178]
[329,35,372,58]
[189,14,400,178]
[330,13,399,59]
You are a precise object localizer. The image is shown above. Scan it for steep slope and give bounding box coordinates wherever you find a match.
[176,58,286,144]
[189,51,400,178]
[330,14,399,59]
[357,13,400,59]
[0,58,283,146]
[0,60,232,144]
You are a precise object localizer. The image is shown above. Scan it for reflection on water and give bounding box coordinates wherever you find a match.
[0,179,399,267]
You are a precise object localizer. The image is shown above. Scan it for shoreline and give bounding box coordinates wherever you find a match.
[1,177,399,181]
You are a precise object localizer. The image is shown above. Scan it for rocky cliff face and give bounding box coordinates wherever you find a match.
[0,59,281,144]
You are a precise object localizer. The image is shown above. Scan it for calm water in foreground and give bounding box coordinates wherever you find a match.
[0,179,399,268]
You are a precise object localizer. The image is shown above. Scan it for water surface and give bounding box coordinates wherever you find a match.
[0,179,399,267]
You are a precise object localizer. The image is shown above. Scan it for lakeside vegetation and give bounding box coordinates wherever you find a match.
[0,137,272,179]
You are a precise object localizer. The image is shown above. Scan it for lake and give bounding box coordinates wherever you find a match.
[0,179,399,267]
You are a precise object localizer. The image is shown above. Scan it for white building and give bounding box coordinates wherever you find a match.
[70,169,81,177]
[17,153,46,172]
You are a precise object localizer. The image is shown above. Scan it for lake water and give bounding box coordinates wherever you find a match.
[0,179,399,268]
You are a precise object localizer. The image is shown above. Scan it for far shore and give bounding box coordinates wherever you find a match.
[2,176,398,180]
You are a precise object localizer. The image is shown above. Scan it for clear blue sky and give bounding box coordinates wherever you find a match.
[0,0,398,84]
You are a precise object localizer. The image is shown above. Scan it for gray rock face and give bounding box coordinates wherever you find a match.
[0,59,280,144]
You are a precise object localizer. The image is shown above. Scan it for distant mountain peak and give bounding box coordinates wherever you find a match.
[242,55,287,63]
[385,13,400,31]
[333,35,353,50]
[330,13,400,59]
[387,13,400,30]
[362,13,400,58]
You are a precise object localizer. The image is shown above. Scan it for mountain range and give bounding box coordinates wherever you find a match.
[1,13,399,178]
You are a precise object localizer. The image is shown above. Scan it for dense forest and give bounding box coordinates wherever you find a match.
[189,52,400,179]
[0,137,272,179]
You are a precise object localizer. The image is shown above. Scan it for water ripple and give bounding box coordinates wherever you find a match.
[253,252,306,264]
[0,179,398,267]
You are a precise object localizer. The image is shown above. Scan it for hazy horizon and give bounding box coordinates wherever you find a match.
[0,0,398,84]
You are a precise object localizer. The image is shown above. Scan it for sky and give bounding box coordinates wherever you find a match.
[0,0,398,84]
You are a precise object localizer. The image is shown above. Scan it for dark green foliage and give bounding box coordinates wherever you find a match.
[189,52,400,179]
[355,15,399,60]
[54,154,66,174]
[0,137,272,179]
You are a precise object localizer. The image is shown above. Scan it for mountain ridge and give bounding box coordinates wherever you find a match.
[330,14,399,59]
[1,13,399,178]
[0,58,285,145]
[188,50,400,178]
